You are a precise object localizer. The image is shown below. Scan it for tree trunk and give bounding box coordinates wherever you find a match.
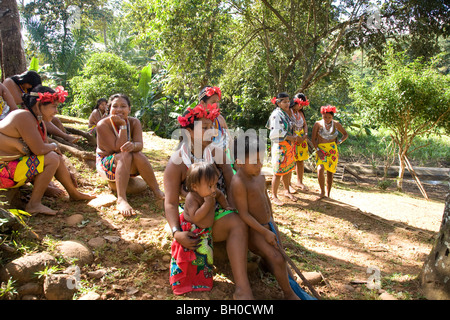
[420,193,450,299]
[0,0,27,79]
[397,151,406,191]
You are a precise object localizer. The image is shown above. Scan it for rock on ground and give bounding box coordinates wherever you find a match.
[56,240,94,267]
[0,252,56,285]
[43,274,78,300]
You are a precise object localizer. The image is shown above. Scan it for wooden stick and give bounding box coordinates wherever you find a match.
[403,155,429,200]
[277,245,322,300]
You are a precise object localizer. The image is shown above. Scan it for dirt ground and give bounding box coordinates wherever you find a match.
[3,132,448,301]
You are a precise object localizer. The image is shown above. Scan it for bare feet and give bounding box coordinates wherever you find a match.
[25,203,58,216]
[69,191,96,201]
[271,196,284,206]
[296,182,309,191]
[44,185,66,198]
[283,191,298,202]
[153,189,165,200]
[117,198,135,217]
[314,193,327,201]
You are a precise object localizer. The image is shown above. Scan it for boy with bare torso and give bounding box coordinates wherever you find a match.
[230,135,299,300]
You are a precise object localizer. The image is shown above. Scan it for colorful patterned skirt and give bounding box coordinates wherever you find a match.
[271,140,295,176]
[170,212,214,295]
[294,129,309,161]
[96,153,139,181]
[0,155,44,188]
[316,142,339,173]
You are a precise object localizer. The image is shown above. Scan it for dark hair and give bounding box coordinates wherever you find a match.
[233,134,263,163]
[199,86,211,102]
[108,94,131,108]
[95,98,108,110]
[10,71,42,92]
[22,85,56,131]
[22,85,56,110]
[185,162,219,192]
[290,93,307,118]
[273,92,289,107]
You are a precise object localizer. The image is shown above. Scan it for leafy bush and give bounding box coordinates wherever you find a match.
[68,52,139,117]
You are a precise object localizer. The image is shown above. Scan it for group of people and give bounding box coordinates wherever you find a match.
[267,92,348,205]
[165,87,347,299]
[0,70,347,300]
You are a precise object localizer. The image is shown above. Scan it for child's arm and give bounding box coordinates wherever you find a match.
[185,193,216,227]
[215,189,234,211]
[231,177,277,246]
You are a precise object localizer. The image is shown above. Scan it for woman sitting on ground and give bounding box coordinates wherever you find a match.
[95,94,165,217]
[3,70,80,144]
[88,98,108,135]
[0,85,95,215]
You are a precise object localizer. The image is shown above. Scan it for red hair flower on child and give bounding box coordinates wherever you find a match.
[204,86,222,100]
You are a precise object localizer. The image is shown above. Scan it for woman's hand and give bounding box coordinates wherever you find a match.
[174,230,200,250]
[120,141,135,153]
[110,115,126,126]
[316,148,326,160]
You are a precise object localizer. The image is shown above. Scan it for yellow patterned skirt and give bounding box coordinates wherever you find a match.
[0,155,45,188]
[316,142,339,173]
[294,129,309,161]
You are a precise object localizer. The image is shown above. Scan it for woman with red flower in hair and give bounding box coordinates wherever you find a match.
[290,93,310,191]
[311,105,348,200]
[164,102,253,299]
[0,85,95,215]
[266,92,299,206]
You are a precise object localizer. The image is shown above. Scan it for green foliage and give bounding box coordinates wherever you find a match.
[351,48,450,137]
[69,52,139,117]
[29,57,39,72]
[0,278,17,300]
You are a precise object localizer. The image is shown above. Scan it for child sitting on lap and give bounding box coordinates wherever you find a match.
[230,135,300,300]
[170,161,233,295]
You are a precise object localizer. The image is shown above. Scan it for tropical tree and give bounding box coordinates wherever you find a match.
[21,0,107,86]
[126,0,233,96]
[0,0,27,79]
[350,48,450,191]
[69,52,138,117]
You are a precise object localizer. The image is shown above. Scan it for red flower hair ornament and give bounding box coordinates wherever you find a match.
[320,105,337,114]
[33,86,69,104]
[177,103,221,127]
[294,98,310,107]
[271,97,278,105]
[201,86,222,101]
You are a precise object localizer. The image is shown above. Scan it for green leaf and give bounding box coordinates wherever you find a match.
[138,63,153,99]
[29,57,39,72]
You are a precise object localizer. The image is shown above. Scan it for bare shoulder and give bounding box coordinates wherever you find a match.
[97,116,110,128]
[128,117,142,126]
[11,109,34,121]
